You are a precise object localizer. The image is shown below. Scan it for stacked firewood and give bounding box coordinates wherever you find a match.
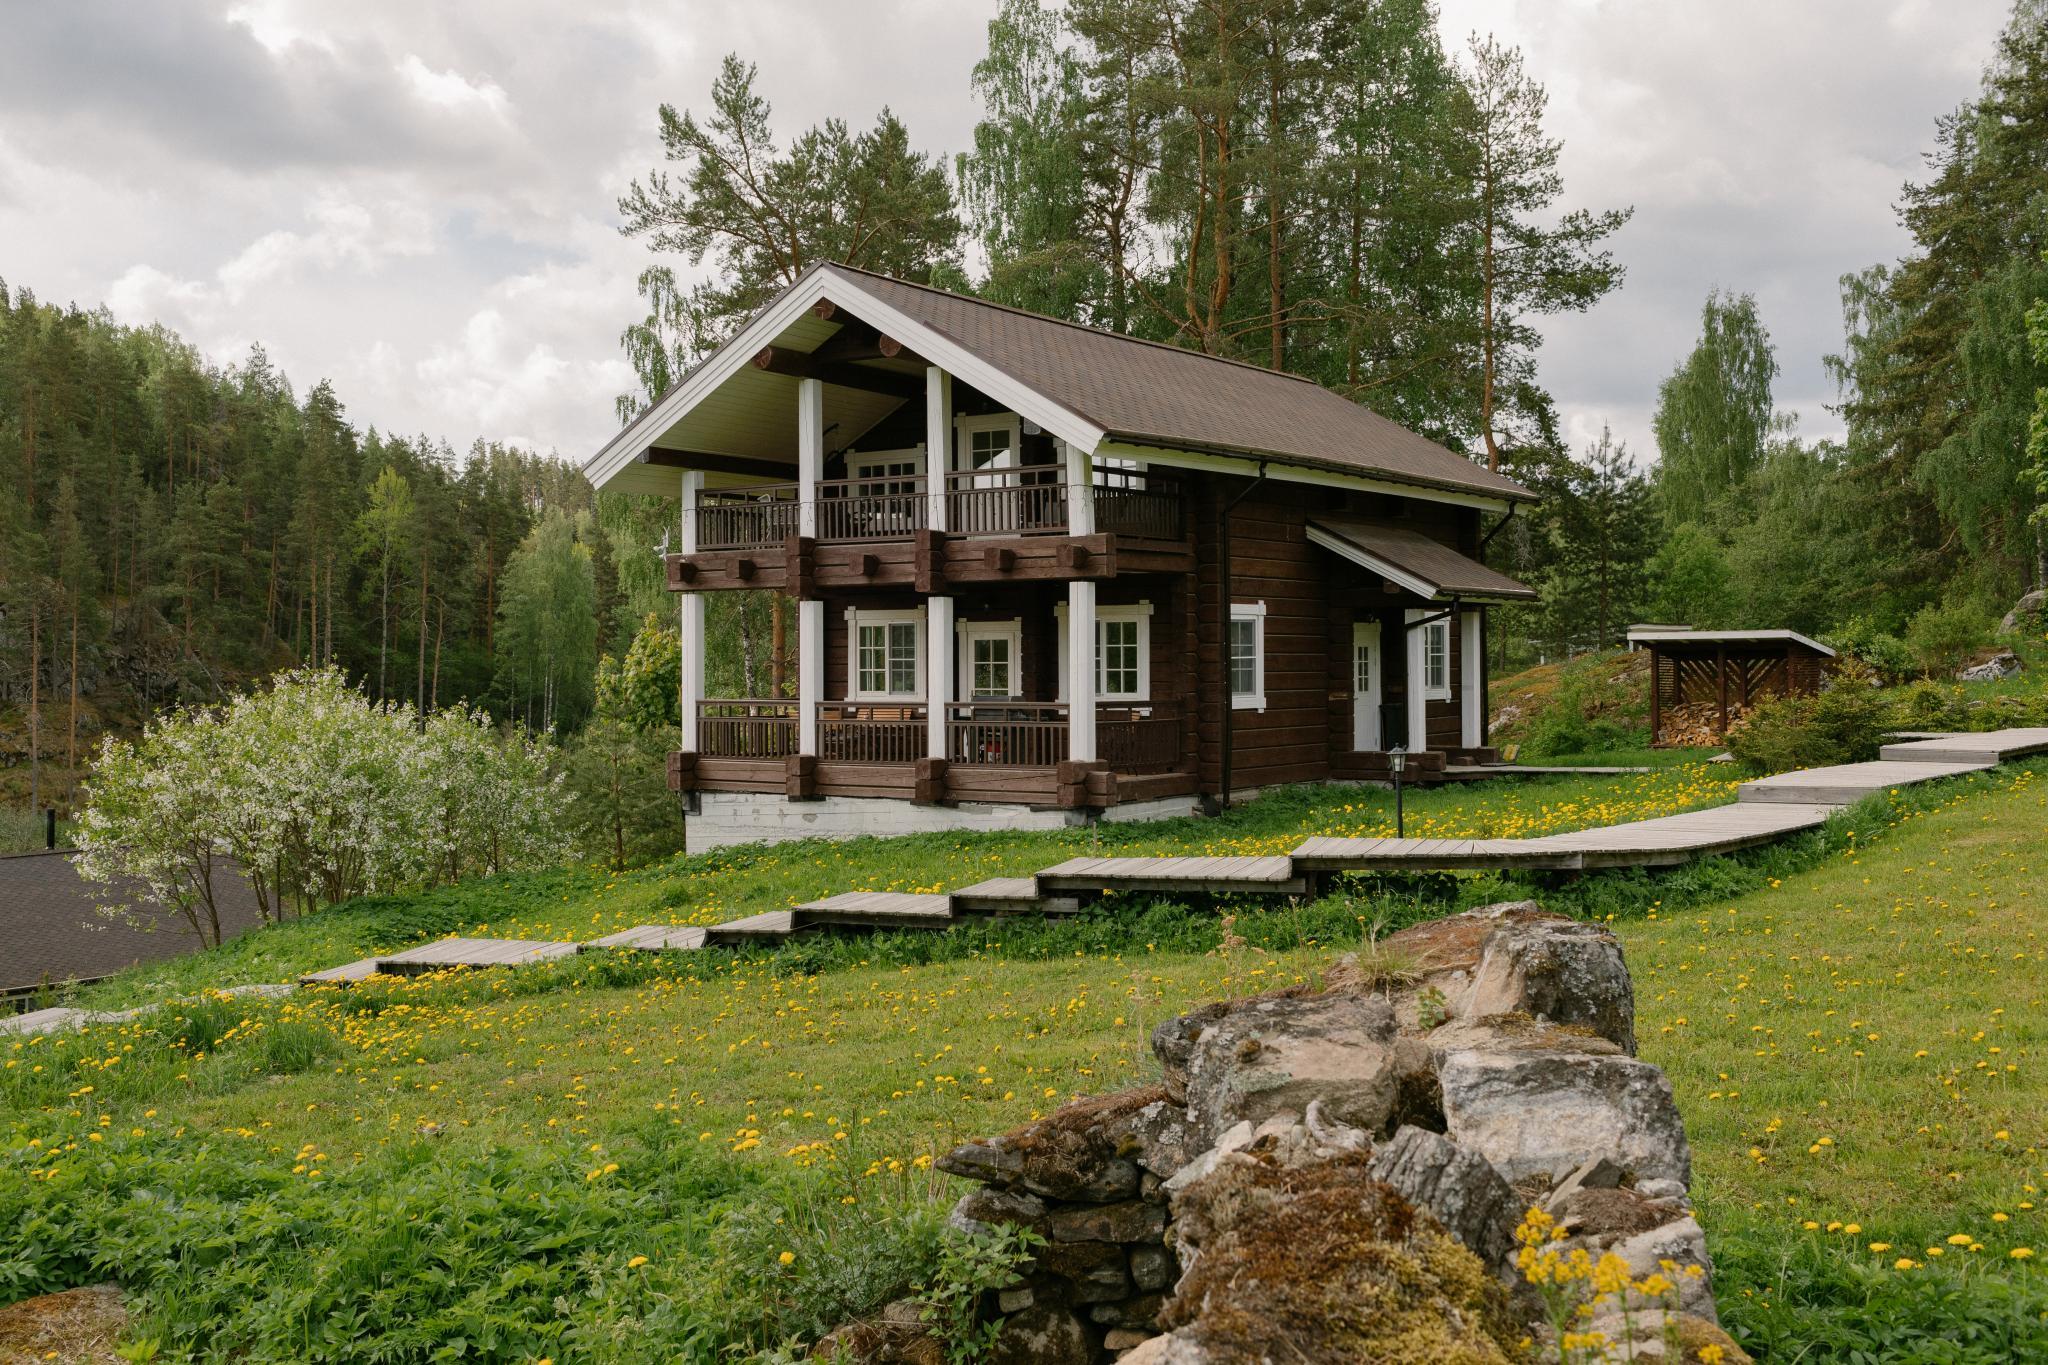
[1656,702,1745,747]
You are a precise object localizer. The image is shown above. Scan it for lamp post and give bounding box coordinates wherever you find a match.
[1388,744,1407,839]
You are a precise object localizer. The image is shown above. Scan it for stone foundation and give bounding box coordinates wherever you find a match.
[684,791,1200,852]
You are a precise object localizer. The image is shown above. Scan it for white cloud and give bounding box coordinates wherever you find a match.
[0,0,2017,472]
[399,54,509,116]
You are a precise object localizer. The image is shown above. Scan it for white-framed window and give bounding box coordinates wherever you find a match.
[845,446,925,493]
[1055,601,1153,703]
[957,619,1023,700]
[845,607,925,700]
[1094,455,1144,489]
[1229,602,1266,711]
[1421,615,1451,701]
[954,413,1021,479]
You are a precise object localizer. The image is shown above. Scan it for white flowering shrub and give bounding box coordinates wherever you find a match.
[77,667,571,942]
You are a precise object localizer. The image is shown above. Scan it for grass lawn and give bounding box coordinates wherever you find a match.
[5,761,2046,1360]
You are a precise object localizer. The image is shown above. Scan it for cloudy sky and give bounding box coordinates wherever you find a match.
[0,0,2013,467]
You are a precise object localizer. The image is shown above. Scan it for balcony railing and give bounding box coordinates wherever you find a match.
[697,700,798,757]
[689,465,1183,550]
[694,698,1183,773]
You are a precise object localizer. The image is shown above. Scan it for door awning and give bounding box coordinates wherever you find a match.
[1306,516,1538,604]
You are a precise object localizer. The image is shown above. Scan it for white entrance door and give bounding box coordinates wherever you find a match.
[958,621,1022,701]
[1352,621,1382,751]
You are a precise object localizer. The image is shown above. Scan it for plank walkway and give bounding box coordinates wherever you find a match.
[10,730,2040,1033]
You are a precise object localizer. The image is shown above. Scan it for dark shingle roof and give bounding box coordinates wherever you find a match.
[1308,516,1538,602]
[823,263,1534,504]
[0,851,266,993]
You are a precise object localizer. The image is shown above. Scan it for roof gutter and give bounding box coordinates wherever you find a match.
[1214,461,1268,813]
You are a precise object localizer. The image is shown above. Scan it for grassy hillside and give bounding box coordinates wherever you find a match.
[5,762,2047,1361]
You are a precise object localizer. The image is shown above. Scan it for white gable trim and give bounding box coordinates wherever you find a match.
[1304,524,1440,599]
[582,266,1107,496]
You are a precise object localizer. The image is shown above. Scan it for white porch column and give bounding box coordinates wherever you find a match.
[798,598,823,755]
[1460,609,1483,748]
[1068,580,1097,761]
[1405,609,1428,754]
[927,595,954,758]
[678,471,704,752]
[1062,439,1094,535]
[926,367,951,531]
[797,376,823,539]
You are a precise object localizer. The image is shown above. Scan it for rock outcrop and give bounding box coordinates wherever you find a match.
[824,902,1746,1364]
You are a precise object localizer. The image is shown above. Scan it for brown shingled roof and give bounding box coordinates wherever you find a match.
[0,851,266,994]
[822,263,1534,504]
[1307,516,1538,602]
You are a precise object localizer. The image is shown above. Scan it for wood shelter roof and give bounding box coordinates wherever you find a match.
[1625,628,1835,657]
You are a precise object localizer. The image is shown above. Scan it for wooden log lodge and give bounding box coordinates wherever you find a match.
[582,263,1539,849]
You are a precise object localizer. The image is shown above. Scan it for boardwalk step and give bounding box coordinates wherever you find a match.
[1738,759,1993,805]
[703,910,800,945]
[584,925,709,952]
[1037,854,1306,897]
[795,891,956,928]
[952,877,1082,916]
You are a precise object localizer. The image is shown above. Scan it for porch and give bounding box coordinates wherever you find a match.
[681,699,1191,808]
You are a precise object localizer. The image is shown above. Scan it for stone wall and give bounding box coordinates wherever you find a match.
[685,791,1200,852]
[817,901,1751,1365]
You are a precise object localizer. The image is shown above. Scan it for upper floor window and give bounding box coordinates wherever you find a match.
[955,414,1020,478]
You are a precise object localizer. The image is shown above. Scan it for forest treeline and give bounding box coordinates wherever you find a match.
[5,0,2048,833]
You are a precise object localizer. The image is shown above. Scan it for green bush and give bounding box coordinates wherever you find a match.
[1726,682,1892,772]
[1824,620,1918,684]
[1521,658,1645,759]
[1904,601,1993,678]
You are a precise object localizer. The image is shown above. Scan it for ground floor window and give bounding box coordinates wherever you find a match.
[1055,601,1153,702]
[847,608,924,700]
[1229,602,1266,711]
[1422,616,1450,700]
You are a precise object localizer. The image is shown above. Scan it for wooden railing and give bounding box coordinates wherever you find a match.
[1099,702,1181,773]
[818,475,929,542]
[696,486,801,550]
[946,702,1069,768]
[697,699,798,757]
[689,467,1186,548]
[944,467,1069,536]
[1093,466,1186,540]
[695,697,1185,772]
[820,703,927,763]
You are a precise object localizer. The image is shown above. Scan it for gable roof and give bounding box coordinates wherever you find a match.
[1307,516,1537,603]
[1625,628,1835,657]
[585,262,1534,507]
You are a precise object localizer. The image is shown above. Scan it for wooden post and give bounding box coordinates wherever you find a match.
[797,377,823,540]
[1648,645,1662,747]
[1405,609,1428,754]
[926,367,951,532]
[1068,579,1097,761]
[927,595,954,759]
[1459,609,1482,749]
[679,471,704,753]
[1715,644,1729,738]
[798,598,823,756]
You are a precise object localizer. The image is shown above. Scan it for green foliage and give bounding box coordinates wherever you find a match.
[563,713,688,869]
[1903,600,1995,678]
[1654,289,1781,526]
[596,613,683,733]
[917,1225,1046,1364]
[1724,681,1892,773]
[494,508,599,733]
[1824,618,1918,684]
[1645,522,1739,629]
[1520,656,1644,758]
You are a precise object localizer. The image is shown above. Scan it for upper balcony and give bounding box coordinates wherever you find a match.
[693,465,1187,551]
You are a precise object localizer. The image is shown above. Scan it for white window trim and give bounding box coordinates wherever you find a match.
[1421,615,1452,702]
[844,606,927,702]
[845,446,927,482]
[953,412,1022,475]
[956,617,1024,701]
[1054,601,1154,704]
[1229,601,1267,712]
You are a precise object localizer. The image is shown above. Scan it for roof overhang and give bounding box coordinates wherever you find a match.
[1306,517,1538,604]
[584,265,1108,498]
[1625,628,1836,657]
[1097,440,1524,513]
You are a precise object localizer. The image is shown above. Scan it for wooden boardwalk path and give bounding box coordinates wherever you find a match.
[11,729,2042,1030]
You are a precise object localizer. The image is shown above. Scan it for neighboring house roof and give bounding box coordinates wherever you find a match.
[584,261,1535,507]
[0,851,266,995]
[1624,628,1836,657]
[1306,517,1538,603]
